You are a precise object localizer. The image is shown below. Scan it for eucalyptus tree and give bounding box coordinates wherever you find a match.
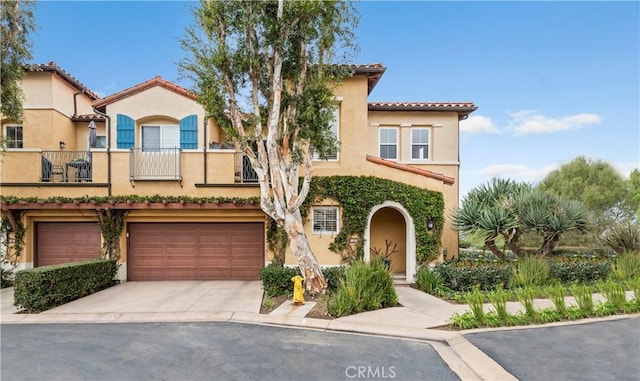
[179,0,358,293]
[1,0,36,122]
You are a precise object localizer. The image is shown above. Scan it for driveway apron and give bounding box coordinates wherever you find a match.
[39,281,264,314]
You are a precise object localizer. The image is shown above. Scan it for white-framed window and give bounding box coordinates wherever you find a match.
[312,206,339,234]
[313,106,339,161]
[95,135,107,149]
[3,124,23,148]
[411,128,430,160]
[379,127,398,160]
[141,125,179,149]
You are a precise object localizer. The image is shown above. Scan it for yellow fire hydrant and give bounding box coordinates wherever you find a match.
[291,275,304,305]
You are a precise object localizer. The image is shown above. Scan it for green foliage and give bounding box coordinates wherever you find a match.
[599,280,627,312]
[515,287,537,318]
[570,284,594,316]
[549,256,610,284]
[464,287,486,323]
[414,266,448,295]
[545,284,568,316]
[537,156,633,223]
[266,218,287,266]
[598,222,640,254]
[304,176,444,263]
[609,251,640,281]
[453,178,588,259]
[98,209,126,260]
[259,264,300,297]
[630,278,640,303]
[626,169,640,215]
[327,259,397,317]
[1,0,37,122]
[13,259,118,312]
[322,266,346,293]
[433,260,512,292]
[1,267,13,288]
[510,255,550,288]
[449,311,480,329]
[488,286,511,322]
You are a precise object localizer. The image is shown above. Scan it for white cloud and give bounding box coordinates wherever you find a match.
[460,115,499,135]
[475,163,559,184]
[612,161,640,178]
[508,110,602,135]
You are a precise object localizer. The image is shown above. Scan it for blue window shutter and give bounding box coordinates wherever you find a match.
[116,114,135,149]
[180,114,198,149]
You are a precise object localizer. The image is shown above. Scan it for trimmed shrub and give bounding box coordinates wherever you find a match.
[433,260,512,291]
[259,264,299,297]
[549,256,610,284]
[14,259,118,312]
[322,266,346,293]
[327,258,398,317]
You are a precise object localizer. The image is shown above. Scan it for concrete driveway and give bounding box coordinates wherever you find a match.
[12,281,264,315]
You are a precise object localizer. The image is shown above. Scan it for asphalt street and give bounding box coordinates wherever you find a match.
[465,316,640,381]
[1,322,460,381]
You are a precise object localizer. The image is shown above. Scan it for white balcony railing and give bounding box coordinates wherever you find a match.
[129,147,181,181]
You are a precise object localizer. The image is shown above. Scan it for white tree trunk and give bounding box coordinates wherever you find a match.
[283,210,327,294]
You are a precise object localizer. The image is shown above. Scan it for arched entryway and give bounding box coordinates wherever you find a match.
[364,201,416,282]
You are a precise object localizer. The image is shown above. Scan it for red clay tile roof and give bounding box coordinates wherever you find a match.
[92,76,197,109]
[350,63,386,94]
[368,102,477,120]
[366,154,455,185]
[71,114,106,122]
[27,62,100,100]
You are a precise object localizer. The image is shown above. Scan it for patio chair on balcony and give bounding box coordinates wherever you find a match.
[41,156,64,182]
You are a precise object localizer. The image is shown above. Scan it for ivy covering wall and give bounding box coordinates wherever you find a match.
[301,176,445,264]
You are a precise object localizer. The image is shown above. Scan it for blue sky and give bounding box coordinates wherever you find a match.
[30,1,639,198]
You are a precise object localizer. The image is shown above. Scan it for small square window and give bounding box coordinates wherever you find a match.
[312,206,339,234]
[4,125,23,148]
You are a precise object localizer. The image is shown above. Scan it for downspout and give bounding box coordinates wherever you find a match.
[203,116,208,184]
[92,106,112,196]
[73,90,85,116]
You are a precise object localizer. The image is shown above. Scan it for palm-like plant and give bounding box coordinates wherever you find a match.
[452,178,530,259]
[454,179,589,259]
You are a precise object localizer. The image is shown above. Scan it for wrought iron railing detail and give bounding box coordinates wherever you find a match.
[235,152,258,183]
[129,147,182,181]
[41,151,92,182]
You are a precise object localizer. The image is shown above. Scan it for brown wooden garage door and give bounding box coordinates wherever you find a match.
[36,222,102,266]
[127,223,264,281]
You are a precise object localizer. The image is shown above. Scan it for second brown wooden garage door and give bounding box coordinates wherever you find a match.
[127,223,264,281]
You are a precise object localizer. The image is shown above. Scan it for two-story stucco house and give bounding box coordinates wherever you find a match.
[1,62,476,283]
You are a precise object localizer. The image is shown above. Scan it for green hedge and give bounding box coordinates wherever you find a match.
[433,260,512,291]
[14,259,119,312]
[260,265,300,297]
[549,257,611,283]
[260,265,347,297]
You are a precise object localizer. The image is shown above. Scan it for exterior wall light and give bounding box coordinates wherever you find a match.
[427,218,434,230]
[59,141,66,150]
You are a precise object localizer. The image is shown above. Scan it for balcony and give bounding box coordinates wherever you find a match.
[129,148,182,181]
[235,152,258,183]
[41,151,92,183]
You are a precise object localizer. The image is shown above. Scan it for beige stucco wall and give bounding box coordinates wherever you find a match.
[4,70,464,269]
[105,86,206,151]
[22,71,95,118]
